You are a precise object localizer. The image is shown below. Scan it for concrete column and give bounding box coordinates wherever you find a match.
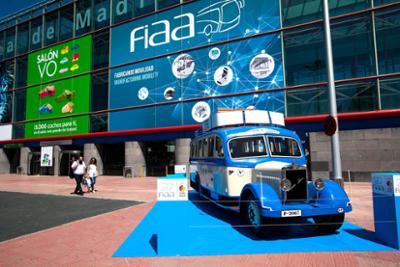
[125,141,146,177]
[0,149,10,174]
[84,144,103,175]
[175,138,191,165]
[20,147,30,175]
[53,146,61,176]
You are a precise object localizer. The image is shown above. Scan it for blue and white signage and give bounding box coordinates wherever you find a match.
[109,0,283,131]
[110,0,280,66]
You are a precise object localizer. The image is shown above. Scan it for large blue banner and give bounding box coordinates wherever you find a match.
[109,0,283,131]
[111,0,280,66]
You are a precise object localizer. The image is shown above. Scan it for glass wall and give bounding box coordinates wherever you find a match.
[375,6,400,75]
[75,0,93,36]
[0,31,4,60]
[44,11,59,46]
[158,0,180,9]
[335,81,378,112]
[330,14,376,80]
[30,17,43,51]
[92,30,109,69]
[113,0,134,23]
[283,24,326,86]
[4,28,15,59]
[134,0,155,16]
[94,0,110,29]
[0,0,400,138]
[286,86,329,116]
[281,0,371,27]
[380,78,400,109]
[17,22,29,54]
[59,4,74,41]
[15,56,27,88]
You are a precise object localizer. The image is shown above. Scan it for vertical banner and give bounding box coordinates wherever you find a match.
[109,0,284,131]
[40,146,53,167]
[25,35,92,138]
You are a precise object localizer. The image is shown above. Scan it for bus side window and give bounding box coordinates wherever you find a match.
[215,136,224,157]
[208,136,215,158]
[194,141,198,158]
[203,138,209,158]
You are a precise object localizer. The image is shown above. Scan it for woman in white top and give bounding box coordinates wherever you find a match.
[71,156,86,195]
[88,157,98,192]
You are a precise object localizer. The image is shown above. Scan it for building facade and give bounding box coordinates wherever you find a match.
[0,0,399,180]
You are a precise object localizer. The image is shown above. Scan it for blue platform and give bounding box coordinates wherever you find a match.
[114,192,395,257]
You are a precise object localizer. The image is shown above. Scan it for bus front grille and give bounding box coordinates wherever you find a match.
[285,169,307,202]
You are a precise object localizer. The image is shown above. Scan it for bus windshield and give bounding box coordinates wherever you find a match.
[229,136,267,158]
[268,136,301,157]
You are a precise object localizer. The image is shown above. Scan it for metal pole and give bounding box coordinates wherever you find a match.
[322,0,343,186]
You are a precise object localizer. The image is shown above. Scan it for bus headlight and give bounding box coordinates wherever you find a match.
[280,178,292,192]
[313,178,325,191]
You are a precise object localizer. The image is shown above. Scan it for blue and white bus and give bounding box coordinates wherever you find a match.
[189,109,352,235]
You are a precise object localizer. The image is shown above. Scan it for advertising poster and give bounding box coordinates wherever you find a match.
[110,2,284,131]
[111,0,280,65]
[25,36,92,138]
[0,62,12,123]
[109,0,283,131]
[27,35,91,85]
[40,146,53,167]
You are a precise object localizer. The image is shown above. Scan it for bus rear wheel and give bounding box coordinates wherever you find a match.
[190,174,200,192]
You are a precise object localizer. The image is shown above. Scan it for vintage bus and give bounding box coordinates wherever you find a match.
[189,109,352,235]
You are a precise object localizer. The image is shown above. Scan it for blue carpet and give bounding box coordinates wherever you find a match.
[114,192,395,257]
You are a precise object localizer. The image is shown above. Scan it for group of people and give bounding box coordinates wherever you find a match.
[71,156,98,195]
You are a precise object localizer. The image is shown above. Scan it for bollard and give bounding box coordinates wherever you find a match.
[371,172,400,249]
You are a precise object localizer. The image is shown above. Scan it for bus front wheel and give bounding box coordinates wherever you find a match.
[242,194,265,236]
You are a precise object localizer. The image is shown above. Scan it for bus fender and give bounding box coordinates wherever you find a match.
[240,183,282,212]
[307,180,351,207]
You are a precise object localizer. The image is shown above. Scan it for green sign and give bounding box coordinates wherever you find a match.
[25,75,90,138]
[27,35,92,85]
[25,36,92,138]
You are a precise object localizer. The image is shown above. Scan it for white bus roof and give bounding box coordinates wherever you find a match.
[203,110,285,130]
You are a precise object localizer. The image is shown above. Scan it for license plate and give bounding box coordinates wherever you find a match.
[281,210,301,217]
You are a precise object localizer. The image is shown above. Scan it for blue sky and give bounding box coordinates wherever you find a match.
[0,0,47,20]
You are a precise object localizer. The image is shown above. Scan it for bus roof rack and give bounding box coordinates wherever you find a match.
[203,109,285,131]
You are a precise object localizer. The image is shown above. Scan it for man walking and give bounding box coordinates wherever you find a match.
[71,156,86,195]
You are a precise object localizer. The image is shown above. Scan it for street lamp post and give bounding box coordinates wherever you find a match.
[322,0,343,186]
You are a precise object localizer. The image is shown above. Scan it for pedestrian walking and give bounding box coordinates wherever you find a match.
[88,157,98,192]
[71,156,86,195]
[83,167,93,193]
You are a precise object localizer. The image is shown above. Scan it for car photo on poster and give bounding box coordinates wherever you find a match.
[214,66,233,86]
[249,53,275,79]
[192,101,211,123]
[172,54,195,79]
[197,0,246,36]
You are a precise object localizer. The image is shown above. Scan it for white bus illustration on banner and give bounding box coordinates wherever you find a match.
[197,0,246,36]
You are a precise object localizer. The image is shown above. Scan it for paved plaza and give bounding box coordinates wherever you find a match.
[0,174,399,266]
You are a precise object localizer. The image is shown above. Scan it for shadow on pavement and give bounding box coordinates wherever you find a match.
[188,191,338,241]
[0,191,141,242]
